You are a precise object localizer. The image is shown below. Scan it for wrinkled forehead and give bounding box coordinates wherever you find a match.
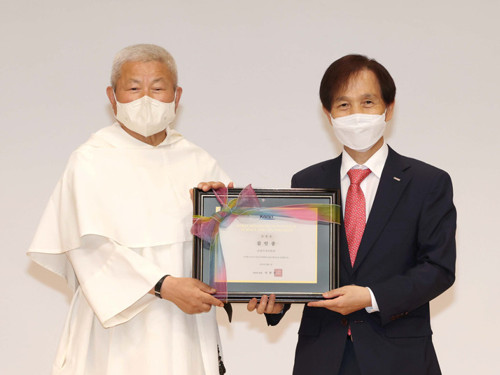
[118,60,176,85]
[333,69,382,100]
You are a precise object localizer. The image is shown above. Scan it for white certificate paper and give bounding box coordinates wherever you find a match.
[218,213,318,283]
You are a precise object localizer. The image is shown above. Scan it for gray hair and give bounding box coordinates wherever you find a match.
[110,44,178,90]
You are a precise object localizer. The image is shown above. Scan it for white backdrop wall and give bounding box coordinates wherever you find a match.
[1,1,499,374]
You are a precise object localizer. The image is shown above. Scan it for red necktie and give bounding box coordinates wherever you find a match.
[345,168,372,266]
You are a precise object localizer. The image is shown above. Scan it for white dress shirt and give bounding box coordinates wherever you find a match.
[340,142,389,313]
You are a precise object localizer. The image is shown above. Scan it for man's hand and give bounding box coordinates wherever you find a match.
[307,285,372,315]
[161,276,224,314]
[247,294,284,314]
[197,181,234,191]
[190,181,234,201]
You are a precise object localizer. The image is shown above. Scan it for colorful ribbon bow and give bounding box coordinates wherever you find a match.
[191,184,340,300]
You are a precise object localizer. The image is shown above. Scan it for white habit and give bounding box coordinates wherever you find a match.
[28,123,231,375]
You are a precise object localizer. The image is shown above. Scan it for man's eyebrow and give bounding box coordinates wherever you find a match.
[151,77,166,83]
[334,93,379,102]
[125,78,141,84]
[334,95,349,102]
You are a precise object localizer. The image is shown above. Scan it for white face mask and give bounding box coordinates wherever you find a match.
[115,94,176,137]
[330,112,387,152]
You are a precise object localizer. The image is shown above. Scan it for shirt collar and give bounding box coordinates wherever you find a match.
[340,142,389,179]
[93,122,183,149]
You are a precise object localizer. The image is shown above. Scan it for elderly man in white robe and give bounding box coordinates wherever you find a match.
[28,44,232,375]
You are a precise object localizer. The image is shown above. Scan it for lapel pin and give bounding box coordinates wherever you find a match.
[393,177,401,182]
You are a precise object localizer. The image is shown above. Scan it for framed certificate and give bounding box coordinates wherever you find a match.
[192,188,340,302]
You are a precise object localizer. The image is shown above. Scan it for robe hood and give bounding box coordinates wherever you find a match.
[28,123,228,290]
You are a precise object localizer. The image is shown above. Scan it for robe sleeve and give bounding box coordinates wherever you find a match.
[28,132,232,331]
[66,235,165,328]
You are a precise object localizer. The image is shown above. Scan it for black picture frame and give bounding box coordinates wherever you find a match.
[192,188,340,302]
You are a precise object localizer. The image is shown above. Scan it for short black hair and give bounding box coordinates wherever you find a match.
[319,54,396,111]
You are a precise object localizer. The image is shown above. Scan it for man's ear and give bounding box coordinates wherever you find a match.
[106,86,117,115]
[322,106,332,123]
[385,101,395,122]
[174,86,183,111]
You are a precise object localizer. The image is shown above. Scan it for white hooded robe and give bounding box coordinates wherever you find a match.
[28,123,230,375]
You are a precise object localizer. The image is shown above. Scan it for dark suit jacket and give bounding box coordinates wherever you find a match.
[269,147,456,375]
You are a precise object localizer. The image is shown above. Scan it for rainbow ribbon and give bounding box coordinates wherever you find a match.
[191,185,341,300]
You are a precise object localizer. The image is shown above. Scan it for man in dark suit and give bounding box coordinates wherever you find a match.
[247,54,456,375]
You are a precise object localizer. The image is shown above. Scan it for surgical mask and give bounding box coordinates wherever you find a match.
[115,93,176,137]
[330,112,387,152]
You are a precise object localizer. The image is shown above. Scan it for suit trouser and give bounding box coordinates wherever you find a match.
[338,337,362,375]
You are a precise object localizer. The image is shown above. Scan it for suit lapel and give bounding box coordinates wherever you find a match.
[352,147,412,273]
[339,215,352,278]
[322,156,354,278]
[321,155,342,189]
